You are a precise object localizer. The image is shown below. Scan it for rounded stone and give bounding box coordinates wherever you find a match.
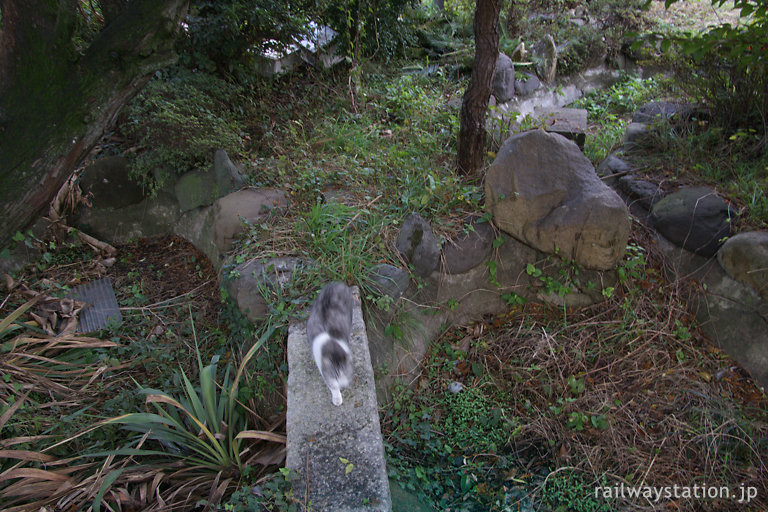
[369,264,409,300]
[395,213,440,277]
[442,217,494,274]
[718,231,768,298]
[650,186,737,257]
[212,188,287,253]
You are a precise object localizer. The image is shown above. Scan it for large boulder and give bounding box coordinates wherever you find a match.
[596,153,631,179]
[492,52,516,103]
[514,71,542,96]
[75,189,182,243]
[657,235,768,389]
[617,176,665,210]
[632,101,698,124]
[395,213,440,277]
[485,130,630,270]
[212,188,288,253]
[718,231,768,298]
[650,186,736,257]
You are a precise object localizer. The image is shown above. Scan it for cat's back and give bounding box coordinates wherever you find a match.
[306,282,353,342]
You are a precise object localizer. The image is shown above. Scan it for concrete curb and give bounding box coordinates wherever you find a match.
[286,286,391,511]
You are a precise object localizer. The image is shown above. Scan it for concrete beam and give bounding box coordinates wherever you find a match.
[286,287,391,511]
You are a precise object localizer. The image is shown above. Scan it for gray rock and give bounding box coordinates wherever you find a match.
[656,235,768,389]
[651,186,737,257]
[442,216,494,274]
[718,231,768,298]
[368,233,618,399]
[214,149,246,191]
[624,122,652,147]
[536,107,587,149]
[527,13,556,23]
[79,156,145,209]
[395,213,440,277]
[596,153,631,178]
[369,264,409,300]
[212,188,288,253]
[485,130,630,270]
[174,206,219,269]
[617,176,664,210]
[492,52,516,103]
[75,189,182,243]
[224,257,313,322]
[533,34,557,82]
[632,101,695,124]
[174,150,246,212]
[514,72,542,96]
[287,287,391,511]
[174,169,217,212]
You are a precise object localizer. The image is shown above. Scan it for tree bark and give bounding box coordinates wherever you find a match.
[457,0,501,175]
[98,0,128,25]
[505,0,519,39]
[0,0,188,247]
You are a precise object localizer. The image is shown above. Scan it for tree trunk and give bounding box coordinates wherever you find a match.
[505,0,519,39]
[98,0,128,25]
[0,0,188,248]
[457,0,501,175]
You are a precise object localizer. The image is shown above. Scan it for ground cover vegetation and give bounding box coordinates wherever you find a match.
[1,0,767,510]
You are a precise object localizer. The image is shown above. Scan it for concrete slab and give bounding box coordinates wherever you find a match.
[286,287,391,512]
[535,107,587,149]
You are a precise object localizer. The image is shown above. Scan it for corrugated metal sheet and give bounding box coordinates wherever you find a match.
[69,278,122,333]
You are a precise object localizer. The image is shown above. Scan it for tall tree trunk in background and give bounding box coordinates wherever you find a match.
[0,0,188,247]
[457,0,501,175]
[505,0,519,39]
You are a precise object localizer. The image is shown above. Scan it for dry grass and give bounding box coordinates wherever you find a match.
[0,236,286,511]
[463,229,768,511]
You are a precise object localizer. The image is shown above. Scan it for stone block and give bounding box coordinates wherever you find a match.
[536,107,587,149]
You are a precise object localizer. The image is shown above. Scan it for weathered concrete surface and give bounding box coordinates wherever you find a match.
[287,287,391,512]
[535,107,587,149]
[656,234,768,389]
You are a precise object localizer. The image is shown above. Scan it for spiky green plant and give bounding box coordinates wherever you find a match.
[106,324,283,476]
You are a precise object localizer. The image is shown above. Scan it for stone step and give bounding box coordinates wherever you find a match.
[286,287,391,512]
[534,107,587,149]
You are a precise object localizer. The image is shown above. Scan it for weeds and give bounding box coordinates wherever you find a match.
[120,66,251,193]
[383,240,768,511]
[574,74,670,164]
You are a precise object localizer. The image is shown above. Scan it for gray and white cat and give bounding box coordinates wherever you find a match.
[306,282,354,406]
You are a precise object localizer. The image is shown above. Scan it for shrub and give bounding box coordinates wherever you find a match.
[180,0,311,75]
[664,0,768,150]
[119,67,249,192]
